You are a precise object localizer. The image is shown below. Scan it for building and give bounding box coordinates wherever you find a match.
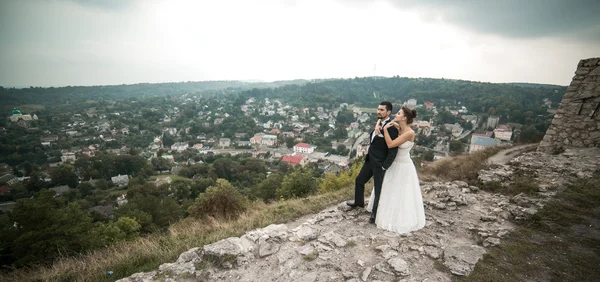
[424,101,435,110]
[250,133,278,146]
[111,174,129,186]
[171,142,189,152]
[61,151,76,163]
[406,99,417,109]
[487,116,500,129]
[293,143,315,154]
[282,154,306,167]
[116,193,128,206]
[49,185,71,196]
[469,136,498,152]
[0,174,18,186]
[493,125,513,141]
[443,123,463,138]
[219,138,231,147]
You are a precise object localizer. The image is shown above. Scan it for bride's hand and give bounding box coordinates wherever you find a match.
[384,122,396,130]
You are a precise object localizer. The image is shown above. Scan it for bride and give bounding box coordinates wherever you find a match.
[366,106,426,234]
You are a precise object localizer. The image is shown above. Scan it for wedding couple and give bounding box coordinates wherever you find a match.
[346,101,426,234]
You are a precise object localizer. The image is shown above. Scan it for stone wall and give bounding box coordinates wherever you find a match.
[538,57,600,153]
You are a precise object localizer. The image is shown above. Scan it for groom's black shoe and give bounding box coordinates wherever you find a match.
[346,201,364,208]
[369,215,376,224]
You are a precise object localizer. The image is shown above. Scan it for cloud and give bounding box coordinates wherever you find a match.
[63,0,135,11]
[347,0,600,42]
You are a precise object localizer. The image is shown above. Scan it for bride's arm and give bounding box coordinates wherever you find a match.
[384,125,414,148]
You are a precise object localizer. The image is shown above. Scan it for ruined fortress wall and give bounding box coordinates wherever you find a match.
[538,57,600,153]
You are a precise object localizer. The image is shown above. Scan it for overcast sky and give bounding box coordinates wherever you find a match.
[1,0,599,87]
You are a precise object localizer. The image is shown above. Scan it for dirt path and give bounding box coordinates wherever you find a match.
[487,143,539,165]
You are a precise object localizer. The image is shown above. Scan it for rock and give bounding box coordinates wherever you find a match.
[293,225,319,241]
[299,246,315,256]
[387,257,410,276]
[483,237,501,247]
[443,245,487,276]
[361,267,372,281]
[115,271,157,282]
[318,231,347,247]
[480,215,497,222]
[512,193,532,206]
[374,261,394,275]
[497,230,509,237]
[158,261,195,276]
[357,260,365,267]
[424,246,441,259]
[375,244,391,252]
[383,250,399,259]
[258,236,280,257]
[342,271,357,279]
[176,247,202,264]
[452,180,469,188]
[203,237,251,265]
[243,224,289,243]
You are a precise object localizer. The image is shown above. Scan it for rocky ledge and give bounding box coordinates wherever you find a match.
[117,147,600,282]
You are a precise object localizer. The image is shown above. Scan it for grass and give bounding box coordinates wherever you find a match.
[456,173,600,282]
[3,186,353,282]
[481,176,540,196]
[418,146,504,185]
[302,253,317,261]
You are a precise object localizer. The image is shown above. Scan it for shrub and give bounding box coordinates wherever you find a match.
[188,179,247,220]
[277,169,317,199]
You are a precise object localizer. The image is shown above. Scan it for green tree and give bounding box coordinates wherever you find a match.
[7,190,94,266]
[188,179,247,220]
[249,173,283,202]
[278,169,317,199]
[449,140,462,153]
[285,137,296,149]
[50,164,79,188]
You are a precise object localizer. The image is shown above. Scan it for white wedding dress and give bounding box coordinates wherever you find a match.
[366,141,426,234]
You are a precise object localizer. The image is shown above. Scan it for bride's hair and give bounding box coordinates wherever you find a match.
[400,106,417,124]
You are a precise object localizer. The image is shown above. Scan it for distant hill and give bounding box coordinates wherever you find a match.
[503,82,566,88]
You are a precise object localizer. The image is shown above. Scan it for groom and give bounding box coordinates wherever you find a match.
[347,101,399,224]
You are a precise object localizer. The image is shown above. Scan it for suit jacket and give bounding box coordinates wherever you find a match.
[366,119,399,170]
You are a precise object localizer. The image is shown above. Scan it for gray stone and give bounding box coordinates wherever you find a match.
[424,246,442,259]
[483,237,501,247]
[204,237,250,260]
[387,257,410,276]
[258,236,280,257]
[318,231,347,247]
[294,225,319,241]
[299,246,315,256]
[361,267,372,281]
[176,247,202,264]
[443,245,487,276]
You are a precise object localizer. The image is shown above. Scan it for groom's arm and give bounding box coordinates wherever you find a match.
[381,127,399,170]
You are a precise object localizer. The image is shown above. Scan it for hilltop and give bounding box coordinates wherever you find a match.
[114,146,600,282]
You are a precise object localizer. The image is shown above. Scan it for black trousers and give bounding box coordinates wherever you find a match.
[354,159,385,217]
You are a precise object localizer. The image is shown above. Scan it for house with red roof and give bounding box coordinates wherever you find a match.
[282,154,306,167]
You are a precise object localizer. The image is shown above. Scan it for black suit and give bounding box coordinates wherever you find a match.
[354,118,399,218]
